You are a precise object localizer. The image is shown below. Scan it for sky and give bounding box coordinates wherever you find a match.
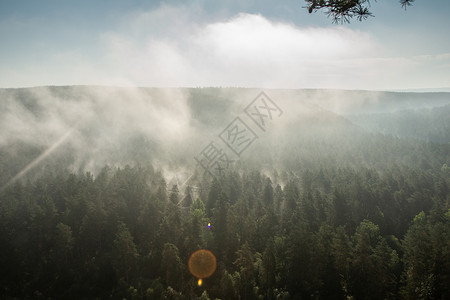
[0,0,449,90]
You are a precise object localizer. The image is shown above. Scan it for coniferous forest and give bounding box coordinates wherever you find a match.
[0,87,449,299]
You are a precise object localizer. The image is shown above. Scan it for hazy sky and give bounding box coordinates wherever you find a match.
[1,0,449,90]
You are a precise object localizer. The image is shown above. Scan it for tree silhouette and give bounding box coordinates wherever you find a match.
[305,0,416,23]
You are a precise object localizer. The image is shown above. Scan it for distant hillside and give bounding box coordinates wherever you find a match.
[291,89,450,114]
[347,104,450,144]
[0,86,449,187]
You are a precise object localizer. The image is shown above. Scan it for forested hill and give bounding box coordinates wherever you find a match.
[0,86,449,299]
[0,86,449,185]
[346,104,450,144]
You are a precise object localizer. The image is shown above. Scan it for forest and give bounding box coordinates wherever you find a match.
[0,87,449,299]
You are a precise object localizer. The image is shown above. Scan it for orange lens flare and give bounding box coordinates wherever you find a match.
[197,278,203,286]
[188,249,217,280]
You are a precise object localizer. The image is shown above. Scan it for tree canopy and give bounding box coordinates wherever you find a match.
[1,162,448,299]
[0,86,449,299]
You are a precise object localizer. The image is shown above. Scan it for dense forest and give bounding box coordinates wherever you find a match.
[0,87,449,299]
[347,104,450,144]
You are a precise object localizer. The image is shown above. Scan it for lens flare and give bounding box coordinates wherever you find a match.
[207,222,211,228]
[1,120,81,191]
[197,278,203,286]
[188,249,217,279]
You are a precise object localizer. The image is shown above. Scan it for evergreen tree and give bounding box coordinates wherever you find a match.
[161,243,184,291]
[169,185,179,205]
[112,222,139,284]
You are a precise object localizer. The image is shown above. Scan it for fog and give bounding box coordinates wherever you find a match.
[0,86,323,187]
[1,86,449,190]
[0,87,195,186]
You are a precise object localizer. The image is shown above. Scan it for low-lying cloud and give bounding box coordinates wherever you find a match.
[0,86,195,186]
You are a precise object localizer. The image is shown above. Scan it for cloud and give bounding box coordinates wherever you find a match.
[97,8,450,90]
[0,86,194,182]
[99,11,380,88]
[1,3,449,89]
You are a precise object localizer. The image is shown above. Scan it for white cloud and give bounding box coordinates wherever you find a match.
[1,4,449,90]
[98,11,381,88]
[99,9,450,90]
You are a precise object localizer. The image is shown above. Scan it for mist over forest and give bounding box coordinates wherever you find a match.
[1,86,449,186]
[0,86,449,299]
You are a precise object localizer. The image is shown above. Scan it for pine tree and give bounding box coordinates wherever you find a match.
[305,0,416,23]
[161,243,184,291]
[112,222,139,284]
